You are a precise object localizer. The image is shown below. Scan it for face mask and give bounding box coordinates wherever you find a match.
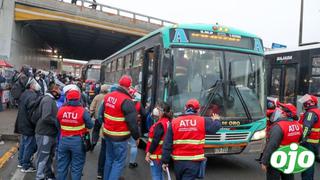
[270,109,283,123]
[52,92,61,100]
[35,76,40,81]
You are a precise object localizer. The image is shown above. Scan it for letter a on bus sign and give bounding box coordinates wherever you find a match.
[172,29,189,43]
[270,143,315,174]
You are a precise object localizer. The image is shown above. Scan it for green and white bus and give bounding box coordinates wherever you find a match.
[100,24,266,155]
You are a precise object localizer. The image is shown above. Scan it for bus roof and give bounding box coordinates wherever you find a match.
[104,24,262,61]
[265,43,320,55]
[87,59,103,65]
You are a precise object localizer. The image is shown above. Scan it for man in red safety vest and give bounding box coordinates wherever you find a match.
[298,94,320,180]
[261,104,302,180]
[91,75,140,180]
[56,89,93,180]
[161,98,221,180]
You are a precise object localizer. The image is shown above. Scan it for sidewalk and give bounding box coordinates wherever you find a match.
[0,109,18,136]
[0,109,19,174]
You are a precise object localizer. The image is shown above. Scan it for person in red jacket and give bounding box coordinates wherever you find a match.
[91,75,140,180]
[56,89,93,180]
[161,99,221,180]
[145,103,172,180]
[298,94,320,180]
[261,104,302,180]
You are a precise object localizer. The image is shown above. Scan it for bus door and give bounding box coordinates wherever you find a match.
[269,64,298,104]
[141,46,160,110]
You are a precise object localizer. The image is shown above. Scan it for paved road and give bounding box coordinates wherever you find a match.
[0,142,318,180]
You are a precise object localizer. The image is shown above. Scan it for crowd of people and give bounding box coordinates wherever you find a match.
[12,65,222,180]
[9,63,320,180]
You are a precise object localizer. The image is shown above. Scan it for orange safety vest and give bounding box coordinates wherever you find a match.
[276,120,302,146]
[103,91,131,137]
[300,108,320,144]
[57,105,86,137]
[171,114,206,161]
[146,117,169,160]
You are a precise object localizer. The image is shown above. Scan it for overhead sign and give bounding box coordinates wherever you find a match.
[272,43,287,49]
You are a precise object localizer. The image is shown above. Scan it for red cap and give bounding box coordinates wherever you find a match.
[119,75,132,88]
[310,95,318,105]
[281,103,297,118]
[185,98,200,110]
[66,90,81,100]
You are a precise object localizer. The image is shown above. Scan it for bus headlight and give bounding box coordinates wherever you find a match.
[251,128,266,141]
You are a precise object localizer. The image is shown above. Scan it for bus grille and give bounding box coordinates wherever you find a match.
[205,132,250,142]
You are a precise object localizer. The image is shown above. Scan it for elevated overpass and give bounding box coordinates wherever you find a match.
[0,0,174,69]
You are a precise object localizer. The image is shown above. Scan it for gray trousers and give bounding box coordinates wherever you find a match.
[35,134,56,180]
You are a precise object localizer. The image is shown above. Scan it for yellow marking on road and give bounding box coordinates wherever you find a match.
[0,143,18,169]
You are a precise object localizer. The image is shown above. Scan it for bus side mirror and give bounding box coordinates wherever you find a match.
[162,49,173,78]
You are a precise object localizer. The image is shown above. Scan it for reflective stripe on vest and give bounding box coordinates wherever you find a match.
[148,138,164,145]
[306,139,320,143]
[311,128,320,132]
[173,139,205,145]
[150,154,162,159]
[104,113,125,121]
[172,154,205,161]
[103,127,130,136]
[61,124,85,131]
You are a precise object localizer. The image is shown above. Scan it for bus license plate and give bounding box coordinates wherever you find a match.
[214,147,229,154]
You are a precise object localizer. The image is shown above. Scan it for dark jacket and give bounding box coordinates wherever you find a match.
[35,94,59,137]
[161,113,221,164]
[14,89,37,135]
[92,87,139,142]
[261,119,287,166]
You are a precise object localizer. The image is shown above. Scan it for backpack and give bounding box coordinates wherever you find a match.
[11,74,26,100]
[28,96,44,125]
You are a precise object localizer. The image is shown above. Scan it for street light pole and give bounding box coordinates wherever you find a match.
[299,0,304,46]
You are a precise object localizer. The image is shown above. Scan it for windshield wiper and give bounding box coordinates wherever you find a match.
[200,80,222,116]
[231,81,253,121]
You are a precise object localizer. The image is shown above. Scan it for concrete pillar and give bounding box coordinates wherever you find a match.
[0,0,15,61]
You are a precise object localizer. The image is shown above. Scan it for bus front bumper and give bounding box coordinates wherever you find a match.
[204,139,265,156]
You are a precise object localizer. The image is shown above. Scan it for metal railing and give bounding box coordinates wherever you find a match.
[58,0,175,26]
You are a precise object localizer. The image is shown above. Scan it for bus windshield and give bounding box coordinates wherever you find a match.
[86,68,100,81]
[169,48,265,122]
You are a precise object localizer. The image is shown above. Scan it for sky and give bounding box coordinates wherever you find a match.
[95,0,320,48]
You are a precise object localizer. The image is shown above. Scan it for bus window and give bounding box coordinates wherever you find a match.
[106,63,111,72]
[310,56,320,95]
[117,58,124,71]
[270,68,281,99]
[133,49,143,67]
[284,67,296,103]
[310,77,320,95]
[145,52,155,107]
[125,54,132,69]
[132,49,144,90]
[111,60,116,72]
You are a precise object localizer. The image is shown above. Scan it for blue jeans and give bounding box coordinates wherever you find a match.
[150,160,164,180]
[128,137,137,163]
[104,138,128,180]
[301,142,319,180]
[98,138,106,176]
[19,135,37,169]
[57,136,86,180]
